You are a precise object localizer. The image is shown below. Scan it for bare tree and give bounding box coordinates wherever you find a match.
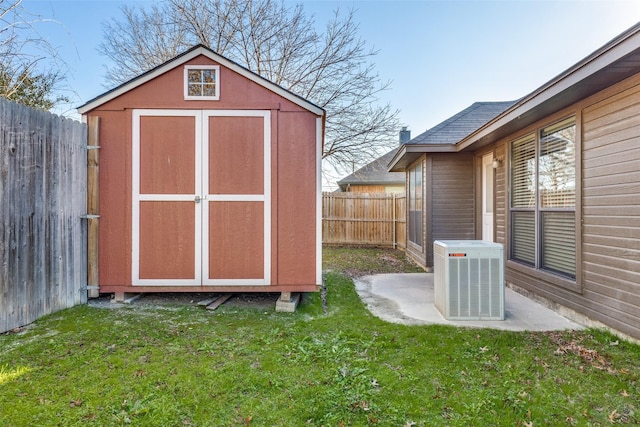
[0,0,68,110]
[99,0,401,175]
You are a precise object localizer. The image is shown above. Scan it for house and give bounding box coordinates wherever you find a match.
[78,45,324,307]
[390,101,515,263]
[337,127,410,193]
[389,24,640,340]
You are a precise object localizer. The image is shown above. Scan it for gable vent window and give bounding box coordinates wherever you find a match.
[510,117,576,279]
[184,65,220,100]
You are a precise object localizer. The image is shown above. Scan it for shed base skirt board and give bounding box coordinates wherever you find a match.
[99,285,319,294]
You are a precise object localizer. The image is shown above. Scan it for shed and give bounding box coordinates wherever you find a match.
[78,45,324,305]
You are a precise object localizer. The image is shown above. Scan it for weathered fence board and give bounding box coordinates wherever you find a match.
[0,97,87,334]
[322,192,406,248]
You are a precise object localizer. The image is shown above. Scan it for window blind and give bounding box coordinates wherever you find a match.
[511,134,536,208]
[542,212,576,277]
[511,211,535,265]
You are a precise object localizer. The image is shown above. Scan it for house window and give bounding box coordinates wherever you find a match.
[184,65,220,100]
[510,117,576,278]
[408,161,423,247]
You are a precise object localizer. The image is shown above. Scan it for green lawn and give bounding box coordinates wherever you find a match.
[1,248,638,426]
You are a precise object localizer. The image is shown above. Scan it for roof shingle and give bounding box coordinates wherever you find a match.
[338,148,404,188]
[408,101,516,146]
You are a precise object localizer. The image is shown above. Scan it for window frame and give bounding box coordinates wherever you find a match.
[184,65,220,101]
[509,116,577,280]
[407,160,423,249]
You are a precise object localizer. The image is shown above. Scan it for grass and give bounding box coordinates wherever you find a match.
[1,247,638,426]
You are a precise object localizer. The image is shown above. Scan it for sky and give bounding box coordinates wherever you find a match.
[16,0,640,184]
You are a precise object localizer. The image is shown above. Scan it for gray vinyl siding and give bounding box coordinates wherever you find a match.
[581,81,640,339]
[403,153,475,268]
[497,75,640,340]
[428,153,475,265]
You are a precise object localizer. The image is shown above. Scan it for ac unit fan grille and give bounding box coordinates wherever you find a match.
[448,258,502,318]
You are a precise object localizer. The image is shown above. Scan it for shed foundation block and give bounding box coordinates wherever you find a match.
[276,292,300,312]
[113,292,142,304]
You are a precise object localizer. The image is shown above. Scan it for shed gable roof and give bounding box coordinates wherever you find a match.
[338,148,404,189]
[78,44,324,116]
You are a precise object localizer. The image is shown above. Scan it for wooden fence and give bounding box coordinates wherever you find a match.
[322,192,406,248]
[0,98,88,334]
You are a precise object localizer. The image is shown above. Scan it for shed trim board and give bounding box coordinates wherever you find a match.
[131,109,271,287]
[316,116,323,286]
[481,153,494,242]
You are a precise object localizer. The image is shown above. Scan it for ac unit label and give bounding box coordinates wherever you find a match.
[449,253,467,257]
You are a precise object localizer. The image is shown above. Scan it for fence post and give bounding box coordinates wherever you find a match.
[392,192,396,249]
[87,116,100,298]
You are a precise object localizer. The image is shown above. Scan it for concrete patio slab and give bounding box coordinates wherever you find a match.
[355,273,583,331]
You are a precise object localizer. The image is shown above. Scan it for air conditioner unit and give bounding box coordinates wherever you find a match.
[434,240,504,320]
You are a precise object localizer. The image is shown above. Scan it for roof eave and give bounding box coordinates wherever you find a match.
[456,22,640,151]
[387,143,457,171]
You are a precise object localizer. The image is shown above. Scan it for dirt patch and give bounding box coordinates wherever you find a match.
[88,292,280,310]
[323,247,425,278]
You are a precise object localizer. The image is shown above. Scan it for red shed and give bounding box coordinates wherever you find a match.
[78,45,324,308]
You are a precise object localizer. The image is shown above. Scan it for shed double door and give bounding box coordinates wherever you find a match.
[132,109,271,286]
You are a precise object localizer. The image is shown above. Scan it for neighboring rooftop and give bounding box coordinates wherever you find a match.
[338,148,405,191]
[407,101,516,146]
